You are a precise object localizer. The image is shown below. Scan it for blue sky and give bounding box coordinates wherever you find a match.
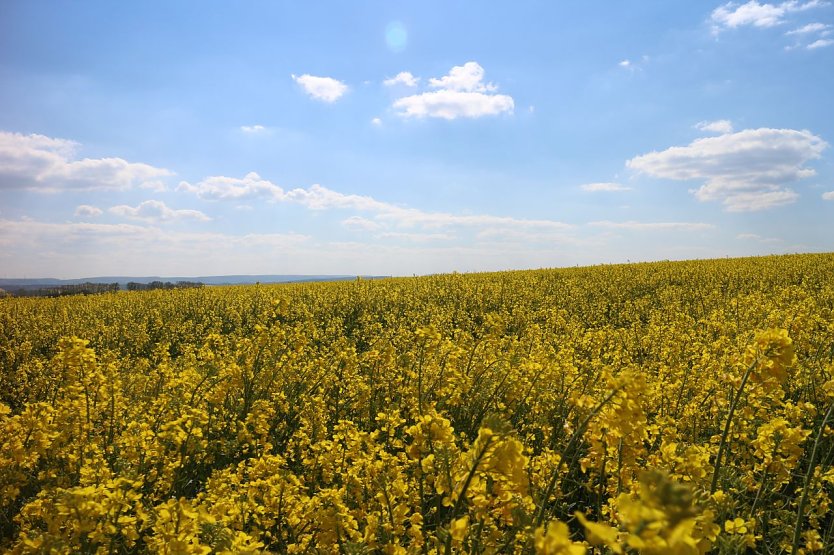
[1,0,832,278]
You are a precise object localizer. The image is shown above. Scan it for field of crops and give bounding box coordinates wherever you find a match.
[2,253,834,554]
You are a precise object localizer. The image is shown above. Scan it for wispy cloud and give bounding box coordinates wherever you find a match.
[0,131,172,192]
[737,232,783,242]
[786,22,832,34]
[627,127,828,211]
[695,119,734,134]
[785,20,833,48]
[807,38,834,47]
[589,221,715,231]
[291,74,348,102]
[377,231,454,242]
[618,56,649,71]
[580,182,632,192]
[240,124,268,133]
[342,216,382,231]
[823,191,834,200]
[0,218,310,276]
[179,173,573,238]
[392,62,514,120]
[109,200,210,222]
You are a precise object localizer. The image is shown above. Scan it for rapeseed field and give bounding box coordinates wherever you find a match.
[2,253,834,554]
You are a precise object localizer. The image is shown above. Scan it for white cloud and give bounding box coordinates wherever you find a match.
[342,216,382,231]
[474,227,586,245]
[580,182,632,192]
[618,56,650,71]
[392,62,514,120]
[589,221,715,231]
[240,125,267,133]
[786,22,831,33]
[74,205,103,218]
[428,62,497,92]
[695,119,734,134]
[109,200,210,222]
[0,215,570,278]
[822,191,834,200]
[383,71,419,87]
[0,131,173,191]
[371,117,382,126]
[627,127,828,211]
[807,38,834,47]
[711,1,826,31]
[181,173,573,236]
[291,74,348,102]
[177,172,284,201]
[737,232,783,242]
[393,90,515,120]
[377,231,454,242]
[0,217,311,276]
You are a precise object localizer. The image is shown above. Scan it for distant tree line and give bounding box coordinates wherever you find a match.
[5,281,204,298]
[11,282,120,298]
[125,281,204,291]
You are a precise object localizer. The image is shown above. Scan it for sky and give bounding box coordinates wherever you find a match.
[1,0,833,278]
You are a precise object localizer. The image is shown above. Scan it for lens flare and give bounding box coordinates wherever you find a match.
[385,21,408,53]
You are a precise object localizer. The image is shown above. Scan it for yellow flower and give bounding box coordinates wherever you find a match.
[534,520,586,555]
[450,515,469,543]
[724,517,748,534]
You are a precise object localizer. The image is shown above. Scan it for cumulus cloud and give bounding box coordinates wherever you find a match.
[393,90,515,120]
[383,71,419,87]
[109,200,211,222]
[74,205,103,218]
[627,127,828,211]
[0,131,173,191]
[177,172,285,201]
[371,117,382,126]
[823,191,834,200]
[580,182,632,192]
[291,74,348,102]
[711,0,825,31]
[392,62,514,120]
[427,62,497,92]
[695,119,734,134]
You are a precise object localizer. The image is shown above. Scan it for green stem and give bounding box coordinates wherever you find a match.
[791,398,834,555]
[533,385,622,528]
[710,357,758,495]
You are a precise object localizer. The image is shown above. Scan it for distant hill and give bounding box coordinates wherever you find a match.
[0,275,389,292]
